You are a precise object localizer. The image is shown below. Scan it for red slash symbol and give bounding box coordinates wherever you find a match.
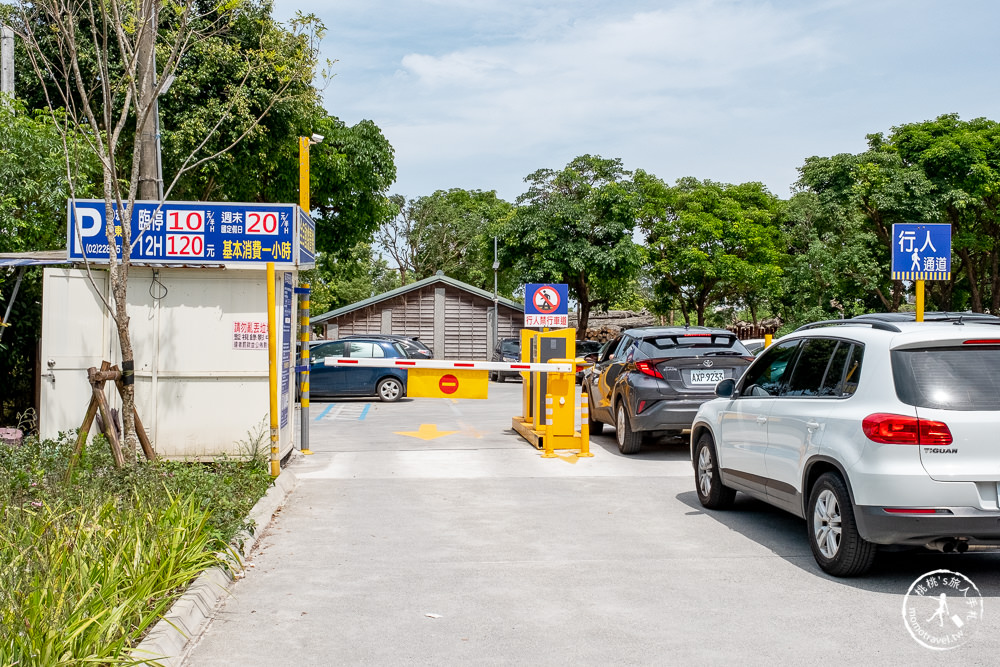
[533,286,559,313]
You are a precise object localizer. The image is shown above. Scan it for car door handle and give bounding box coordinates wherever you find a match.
[806,421,820,430]
[756,416,767,424]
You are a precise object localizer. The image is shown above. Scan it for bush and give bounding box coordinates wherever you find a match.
[0,432,275,663]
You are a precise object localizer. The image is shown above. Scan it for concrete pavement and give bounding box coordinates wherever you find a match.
[180,382,1000,665]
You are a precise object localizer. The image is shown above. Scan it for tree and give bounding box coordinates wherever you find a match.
[0,101,100,423]
[637,173,785,326]
[887,115,1000,312]
[11,0,322,456]
[378,189,515,292]
[499,155,642,337]
[306,243,400,317]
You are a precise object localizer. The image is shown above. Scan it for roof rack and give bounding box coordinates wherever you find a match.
[794,319,902,333]
[851,312,1000,327]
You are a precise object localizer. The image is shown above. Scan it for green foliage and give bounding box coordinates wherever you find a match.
[160,6,397,259]
[0,100,99,252]
[637,173,786,326]
[0,433,273,662]
[305,243,401,316]
[0,101,99,423]
[499,155,642,336]
[381,188,515,292]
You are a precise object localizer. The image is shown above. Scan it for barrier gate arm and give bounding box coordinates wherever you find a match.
[323,358,575,372]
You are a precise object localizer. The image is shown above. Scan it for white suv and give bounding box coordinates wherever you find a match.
[691,313,1000,576]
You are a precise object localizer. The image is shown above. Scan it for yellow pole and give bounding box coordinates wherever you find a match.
[267,262,280,477]
[764,333,772,348]
[579,392,593,457]
[542,393,556,458]
[299,136,310,211]
[916,279,924,322]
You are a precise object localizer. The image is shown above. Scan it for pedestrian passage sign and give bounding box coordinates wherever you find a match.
[524,283,568,327]
[891,224,951,281]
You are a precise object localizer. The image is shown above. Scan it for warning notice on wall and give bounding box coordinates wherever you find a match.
[232,320,268,350]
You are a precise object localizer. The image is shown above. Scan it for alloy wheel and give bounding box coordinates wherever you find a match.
[697,446,713,498]
[813,489,842,559]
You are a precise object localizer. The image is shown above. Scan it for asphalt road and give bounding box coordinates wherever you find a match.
[184,381,1000,665]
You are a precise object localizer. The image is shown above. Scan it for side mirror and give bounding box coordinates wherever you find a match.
[584,353,598,363]
[715,378,737,398]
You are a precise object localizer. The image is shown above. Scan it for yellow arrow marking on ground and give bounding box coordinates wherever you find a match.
[394,423,458,441]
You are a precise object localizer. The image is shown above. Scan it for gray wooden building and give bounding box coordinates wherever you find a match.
[311,272,524,360]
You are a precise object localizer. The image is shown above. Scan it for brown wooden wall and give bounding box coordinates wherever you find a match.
[321,282,522,360]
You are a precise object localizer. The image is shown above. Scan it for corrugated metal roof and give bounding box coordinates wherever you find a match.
[0,250,70,267]
[312,273,524,324]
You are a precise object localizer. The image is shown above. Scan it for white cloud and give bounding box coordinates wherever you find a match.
[351,1,833,196]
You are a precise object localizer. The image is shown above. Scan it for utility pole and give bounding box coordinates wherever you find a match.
[1,24,14,100]
[493,237,499,351]
[136,0,162,200]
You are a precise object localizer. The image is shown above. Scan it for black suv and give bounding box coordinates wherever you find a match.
[490,337,521,382]
[584,326,753,454]
[344,334,433,359]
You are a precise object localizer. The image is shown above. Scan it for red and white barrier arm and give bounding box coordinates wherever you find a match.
[322,357,575,373]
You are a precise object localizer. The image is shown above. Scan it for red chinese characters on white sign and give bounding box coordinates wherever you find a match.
[232,320,268,350]
[525,314,568,327]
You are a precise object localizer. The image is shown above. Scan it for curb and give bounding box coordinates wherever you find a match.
[132,460,300,666]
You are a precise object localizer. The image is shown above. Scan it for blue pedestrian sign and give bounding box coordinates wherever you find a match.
[524,283,568,327]
[891,224,951,281]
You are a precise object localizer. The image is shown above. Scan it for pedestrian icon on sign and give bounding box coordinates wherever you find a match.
[533,286,560,314]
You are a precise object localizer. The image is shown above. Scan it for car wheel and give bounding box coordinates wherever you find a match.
[807,472,876,577]
[694,433,736,509]
[586,393,604,435]
[615,400,641,455]
[376,377,403,403]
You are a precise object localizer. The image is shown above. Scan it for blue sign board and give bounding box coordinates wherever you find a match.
[524,283,569,327]
[280,272,292,429]
[67,199,315,268]
[891,224,951,281]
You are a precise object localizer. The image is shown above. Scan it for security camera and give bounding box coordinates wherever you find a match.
[310,133,324,144]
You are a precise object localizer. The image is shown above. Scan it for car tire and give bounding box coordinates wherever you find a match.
[807,472,876,577]
[376,377,403,403]
[615,400,641,455]
[694,433,736,509]
[586,393,604,435]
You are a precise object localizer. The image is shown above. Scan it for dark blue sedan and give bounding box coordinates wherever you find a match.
[309,338,408,402]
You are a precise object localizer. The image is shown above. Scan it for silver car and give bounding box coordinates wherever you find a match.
[691,313,1000,576]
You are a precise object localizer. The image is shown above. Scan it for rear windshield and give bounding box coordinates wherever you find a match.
[638,334,748,357]
[892,346,1000,410]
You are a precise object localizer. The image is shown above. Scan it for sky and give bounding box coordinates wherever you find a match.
[270,0,1000,204]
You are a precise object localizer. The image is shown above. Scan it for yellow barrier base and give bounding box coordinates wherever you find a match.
[512,417,583,452]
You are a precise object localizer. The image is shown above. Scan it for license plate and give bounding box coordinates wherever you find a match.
[690,369,725,384]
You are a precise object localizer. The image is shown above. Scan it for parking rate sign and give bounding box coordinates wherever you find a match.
[891,223,951,281]
[524,283,568,327]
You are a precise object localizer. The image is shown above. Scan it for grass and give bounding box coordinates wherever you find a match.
[0,431,274,665]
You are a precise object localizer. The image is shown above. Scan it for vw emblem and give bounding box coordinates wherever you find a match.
[702,359,714,368]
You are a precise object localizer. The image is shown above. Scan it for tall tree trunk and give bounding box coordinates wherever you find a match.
[958,248,983,312]
[136,0,159,200]
[576,276,590,339]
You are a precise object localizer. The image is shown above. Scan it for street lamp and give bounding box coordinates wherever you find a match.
[299,134,323,211]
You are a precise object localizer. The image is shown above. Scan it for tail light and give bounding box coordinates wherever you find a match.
[635,360,663,379]
[862,413,952,446]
